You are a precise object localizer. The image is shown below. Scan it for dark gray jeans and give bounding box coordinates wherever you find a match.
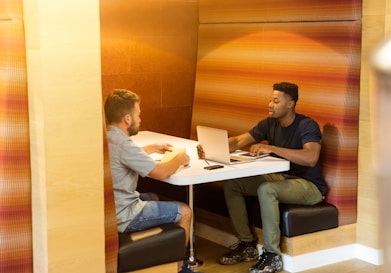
[224,173,323,254]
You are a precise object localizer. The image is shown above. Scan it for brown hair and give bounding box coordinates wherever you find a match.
[104,89,140,124]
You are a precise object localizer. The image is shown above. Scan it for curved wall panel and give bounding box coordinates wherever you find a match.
[199,0,361,23]
[191,20,361,226]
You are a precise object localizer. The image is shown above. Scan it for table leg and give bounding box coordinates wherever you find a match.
[186,184,204,267]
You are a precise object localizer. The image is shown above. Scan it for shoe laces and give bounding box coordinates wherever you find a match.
[226,241,247,255]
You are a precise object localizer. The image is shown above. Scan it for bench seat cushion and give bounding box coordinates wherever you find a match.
[245,196,339,237]
[279,202,339,237]
[118,223,186,272]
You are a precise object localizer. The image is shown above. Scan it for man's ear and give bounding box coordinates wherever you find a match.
[288,100,295,109]
[123,114,131,125]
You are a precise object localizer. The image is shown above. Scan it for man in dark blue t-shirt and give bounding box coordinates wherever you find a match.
[198,82,327,273]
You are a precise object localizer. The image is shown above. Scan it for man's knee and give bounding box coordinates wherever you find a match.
[223,178,240,194]
[257,182,276,199]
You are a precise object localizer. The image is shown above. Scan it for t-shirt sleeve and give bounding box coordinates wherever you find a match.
[300,118,322,145]
[248,118,270,142]
[120,139,157,178]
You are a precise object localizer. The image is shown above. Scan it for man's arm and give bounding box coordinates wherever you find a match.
[197,132,257,159]
[148,152,190,181]
[228,132,257,152]
[142,143,172,155]
[250,142,321,167]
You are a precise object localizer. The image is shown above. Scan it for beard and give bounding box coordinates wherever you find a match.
[126,122,139,136]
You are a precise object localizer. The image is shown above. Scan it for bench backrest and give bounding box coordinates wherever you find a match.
[190,0,361,226]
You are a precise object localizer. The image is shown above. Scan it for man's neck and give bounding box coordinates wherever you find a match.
[279,112,296,127]
[109,123,129,136]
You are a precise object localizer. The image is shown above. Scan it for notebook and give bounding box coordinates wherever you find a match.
[196,125,269,165]
[161,147,186,162]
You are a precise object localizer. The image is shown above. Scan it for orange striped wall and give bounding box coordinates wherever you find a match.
[0,0,33,272]
[191,1,361,226]
[199,0,361,23]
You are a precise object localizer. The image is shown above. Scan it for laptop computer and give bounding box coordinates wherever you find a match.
[196,125,269,165]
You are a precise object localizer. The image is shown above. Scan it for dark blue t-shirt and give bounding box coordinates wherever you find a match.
[248,114,327,196]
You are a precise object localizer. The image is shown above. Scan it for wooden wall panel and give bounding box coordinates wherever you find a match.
[191,21,361,226]
[358,0,391,252]
[199,0,361,23]
[103,127,118,273]
[100,0,199,138]
[100,1,199,270]
[24,1,105,272]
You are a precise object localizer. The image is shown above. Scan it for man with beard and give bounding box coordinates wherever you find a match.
[104,89,199,273]
[197,82,327,273]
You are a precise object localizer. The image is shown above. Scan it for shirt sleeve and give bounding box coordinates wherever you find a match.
[300,118,322,145]
[119,139,157,178]
[248,118,273,143]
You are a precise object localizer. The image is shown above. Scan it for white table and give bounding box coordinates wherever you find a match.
[131,131,290,266]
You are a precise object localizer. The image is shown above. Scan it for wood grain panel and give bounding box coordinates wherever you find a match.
[103,128,119,273]
[128,262,177,273]
[25,1,105,272]
[100,0,198,139]
[191,21,361,226]
[199,0,361,23]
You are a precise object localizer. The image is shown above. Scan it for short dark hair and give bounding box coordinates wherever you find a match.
[273,82,298,104]
[104,89,140,124]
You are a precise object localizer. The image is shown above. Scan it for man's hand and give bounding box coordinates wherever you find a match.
[143,143,172,155]
[249,143,272,156]
[154,143,173,154]
[149,151,190,180]
[174,152,190,167]
[196,144,206,159]
[250,142,321,167]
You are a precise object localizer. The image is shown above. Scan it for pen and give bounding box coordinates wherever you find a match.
[204,159,210,165]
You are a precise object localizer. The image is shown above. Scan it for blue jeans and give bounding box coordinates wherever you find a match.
[124,193,181,233]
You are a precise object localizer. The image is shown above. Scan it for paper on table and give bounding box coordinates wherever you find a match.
[161,147,186,162]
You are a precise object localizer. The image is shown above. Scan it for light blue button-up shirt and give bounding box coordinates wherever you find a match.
[106,126,157,232]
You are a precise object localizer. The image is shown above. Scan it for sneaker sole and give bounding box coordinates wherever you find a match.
[218,257,258,265]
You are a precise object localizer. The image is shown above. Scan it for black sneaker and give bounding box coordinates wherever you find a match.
[178,261,203,273]
[249,249,283,273]
[218,239,258,265]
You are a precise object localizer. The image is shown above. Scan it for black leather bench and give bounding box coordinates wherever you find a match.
[195,181,339,237]
[118,223,186,272]
[137,178,339,240]
[279,203,338,237]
